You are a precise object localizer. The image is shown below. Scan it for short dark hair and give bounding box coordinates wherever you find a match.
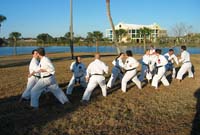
[169,49,174,52]
[37,47,45,56]
[155,49,162,54]
[126,50,132,56]
[32,49,37,54]
[75,56,80,62]
[181,45,187,50]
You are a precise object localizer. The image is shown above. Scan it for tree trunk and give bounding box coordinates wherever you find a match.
[96,40,99,52]
[106,0,120,54]
[69,0,74,59]
[143,35,146,50]
[13,37,17,55]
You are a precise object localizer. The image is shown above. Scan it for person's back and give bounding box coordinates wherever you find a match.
[82,53,108,102]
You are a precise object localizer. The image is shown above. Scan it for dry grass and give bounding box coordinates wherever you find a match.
[0,53,199,135]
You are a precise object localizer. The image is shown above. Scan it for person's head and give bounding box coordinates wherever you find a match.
[145,49,150,55]
[181,45,187,51]
[150,45,154,49]
[37,47,45,58]
[75,56,81,63]
[126,50,133,57]
[155,49,162,56]
[94,52,100,59]
[168,49,174,55]
[32,49,38,58]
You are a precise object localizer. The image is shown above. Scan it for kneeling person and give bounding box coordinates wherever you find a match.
[66,56,87,95]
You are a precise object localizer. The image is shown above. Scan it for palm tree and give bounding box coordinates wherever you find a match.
[115,29,127,43]
[86,31,103,52]
[69,0,74,59]
[138,27,152,50]
[9,32,22,55]
[106,0,120,54]
[0,15,7,36]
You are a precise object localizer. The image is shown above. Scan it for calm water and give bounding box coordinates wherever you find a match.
[0,45,200,56]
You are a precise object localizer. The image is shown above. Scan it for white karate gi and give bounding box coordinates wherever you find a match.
[66,61,87,95]
[176,50,193,80]
[82,59,108,101]
[151,55,170,89]
[107,58,124,88]
[21,58,40,100]
[30,56,69,108]
[164,53,179,78]
[121,57,141,92]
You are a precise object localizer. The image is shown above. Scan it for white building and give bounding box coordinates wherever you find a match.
[106,22,167,43]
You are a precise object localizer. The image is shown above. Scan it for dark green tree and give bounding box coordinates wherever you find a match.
[9,32,22,55]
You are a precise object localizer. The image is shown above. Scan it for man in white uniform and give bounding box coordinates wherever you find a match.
[176,45,194,81]
[66,56,87,95]
[30,48,69,108]
[107,52,124,88]
[151,49,170,89]
[164,49,179,78]
[81,53,108,102]
[19,49,40,102]
[121,50,141,92]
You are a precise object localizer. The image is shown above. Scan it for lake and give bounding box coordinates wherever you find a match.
[0,45,200,56]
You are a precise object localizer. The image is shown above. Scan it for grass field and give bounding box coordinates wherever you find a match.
[0,52,199,135]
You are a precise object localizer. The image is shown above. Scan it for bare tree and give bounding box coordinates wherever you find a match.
[172,22,192,44]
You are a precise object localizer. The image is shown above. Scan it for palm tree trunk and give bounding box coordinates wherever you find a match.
[96,40,99,52]
[69,0,74,59]
[106,0,120,54]
[13,37,17,55]
[143,35,146,50]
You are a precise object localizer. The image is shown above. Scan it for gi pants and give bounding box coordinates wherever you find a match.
[139,64,152,82]
[165,63,176,78]
[82,75,106,101]
[107,67,123,88]
[22,76,39,100]
[31,76,68,108]
[151,66,169,88]
[176,62,193,80]
[66,75,87,95]
[121,69,141,92]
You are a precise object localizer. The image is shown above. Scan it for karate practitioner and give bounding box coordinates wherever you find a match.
[176,45,194,81]
[81,53,108,102]
[66,56,87,95]
[151,49,170,89]
[107,52,125,88]
[164,49,179,78]
[19,49,40,102]
[139,49,152,82]
[30,48,69,108]
[121,50,142,92]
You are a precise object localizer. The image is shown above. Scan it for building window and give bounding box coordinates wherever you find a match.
[110,30,112,34]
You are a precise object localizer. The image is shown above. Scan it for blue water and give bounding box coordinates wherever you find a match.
[0,45,200,56]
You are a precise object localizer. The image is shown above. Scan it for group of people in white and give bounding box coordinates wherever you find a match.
[20,45,194,109]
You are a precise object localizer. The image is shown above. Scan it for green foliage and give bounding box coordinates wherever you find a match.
[0,15,7,26]
[36,33,54,44]
[115,29,127,42]
[9,32,22,41]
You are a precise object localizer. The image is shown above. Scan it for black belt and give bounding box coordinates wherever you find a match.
[91,74,103,76]
[42,74,52,78]
[33,75,41,78]
[126,68,136,72]
[183,61,190,64]
[156,66,163,68]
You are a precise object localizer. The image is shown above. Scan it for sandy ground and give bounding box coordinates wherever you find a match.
[0,52,199,135]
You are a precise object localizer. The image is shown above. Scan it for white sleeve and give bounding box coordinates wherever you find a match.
[179,52,185,63]
[70,62,75,71]
[173,55,179,65]
[103,62,109,74]
[46,59,55,74]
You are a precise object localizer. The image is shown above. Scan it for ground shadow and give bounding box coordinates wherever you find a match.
[191,88,200,135]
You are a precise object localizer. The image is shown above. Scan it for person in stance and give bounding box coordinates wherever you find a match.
[30,48,69,108]
[66,56,87,95]
[19,49,40,102]
[164,49,179,79]
[176,45,194,81]
[139,49,152,83]
[151,49,169,89]
[81,53,108,102]
[121,50,142,92]
[107,52,125,89]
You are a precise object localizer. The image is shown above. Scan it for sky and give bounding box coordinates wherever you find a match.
[0,0,200,38]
